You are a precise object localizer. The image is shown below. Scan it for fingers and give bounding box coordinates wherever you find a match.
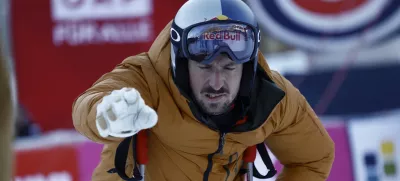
[97,90,121,116]
[124,89,145,115]
[102,89,133,121]
[96,112,110,138]
[110,99,128,120]
[123,88,140,104]
[135,105,158,130]
[97,112,108,130]
[95,88,158,138]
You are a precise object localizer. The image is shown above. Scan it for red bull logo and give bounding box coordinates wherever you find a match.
[204,15,249,41]
[210,15,230,21]
[203,31,241,41]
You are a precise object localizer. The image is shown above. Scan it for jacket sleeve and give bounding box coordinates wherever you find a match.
[265,72,335,181]
[72,55,155,144]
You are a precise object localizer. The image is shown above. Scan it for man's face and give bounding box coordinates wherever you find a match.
[188,54,243,115]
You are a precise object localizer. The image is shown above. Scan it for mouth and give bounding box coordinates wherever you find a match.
[204,93,227,101]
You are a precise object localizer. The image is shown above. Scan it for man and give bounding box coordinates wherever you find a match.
[72,0,334,180]
[0,40,16,181]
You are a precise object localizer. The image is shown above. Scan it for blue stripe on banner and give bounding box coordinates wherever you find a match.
[284,63,400,115]
[260,0,400,38]
[220,0,258,25]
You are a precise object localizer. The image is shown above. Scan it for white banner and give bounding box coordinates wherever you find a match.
[51,0,153,20]
[348,110,400,181]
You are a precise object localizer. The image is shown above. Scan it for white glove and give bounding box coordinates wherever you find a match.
[95,87,158,138]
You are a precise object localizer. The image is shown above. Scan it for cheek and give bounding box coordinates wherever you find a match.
[189,69,206,94]
[190,77,203,93]
[226,70,242,91]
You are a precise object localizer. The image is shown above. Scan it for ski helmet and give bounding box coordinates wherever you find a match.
[170,0,261,98]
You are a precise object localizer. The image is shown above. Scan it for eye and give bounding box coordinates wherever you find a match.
[224,65,236,71]
[198,65,212,69]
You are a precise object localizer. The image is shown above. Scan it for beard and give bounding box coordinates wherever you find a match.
[194,84,237,115]
[195,96,233,115]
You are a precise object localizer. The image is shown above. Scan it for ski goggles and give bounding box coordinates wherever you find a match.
[179,22,260,64]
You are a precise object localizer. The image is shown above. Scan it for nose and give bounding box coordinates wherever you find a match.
[209,70,224,90]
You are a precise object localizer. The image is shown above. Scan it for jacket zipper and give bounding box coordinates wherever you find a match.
[203,132,227,181]
[219,132,226,154]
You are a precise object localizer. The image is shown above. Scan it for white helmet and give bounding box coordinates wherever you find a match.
[170,0,261,99]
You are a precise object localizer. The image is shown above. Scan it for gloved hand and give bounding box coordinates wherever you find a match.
[95,87,158,138]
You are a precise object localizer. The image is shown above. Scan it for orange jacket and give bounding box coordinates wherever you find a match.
[72,21,334,181]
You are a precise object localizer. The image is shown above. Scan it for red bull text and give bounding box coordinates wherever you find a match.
[203,31,241,41]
